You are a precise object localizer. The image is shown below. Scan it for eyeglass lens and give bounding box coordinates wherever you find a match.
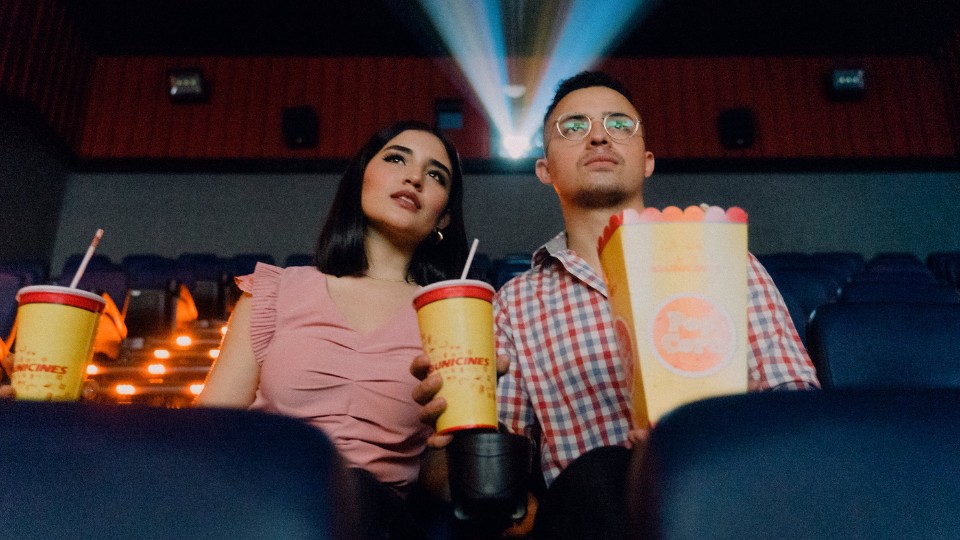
[556,113,639,140]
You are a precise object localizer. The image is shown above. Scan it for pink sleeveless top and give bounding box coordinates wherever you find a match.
[237,263,430,494]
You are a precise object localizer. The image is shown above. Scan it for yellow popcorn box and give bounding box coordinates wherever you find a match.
[598,205,749,427]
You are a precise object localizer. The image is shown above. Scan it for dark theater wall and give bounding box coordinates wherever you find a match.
[50,169,960,276]
[0,0,92,147]
[0,102,69,263]
[76,55,956,161]
[0,0,90,262]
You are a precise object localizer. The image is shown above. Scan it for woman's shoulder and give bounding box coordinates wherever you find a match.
[236,262,324,293]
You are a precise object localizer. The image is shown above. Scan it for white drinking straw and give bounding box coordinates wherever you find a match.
[69,228,105,289]
[460,238,480,280]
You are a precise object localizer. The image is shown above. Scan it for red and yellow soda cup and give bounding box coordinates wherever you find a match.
[10,285,105,401]
[413,279,497,434]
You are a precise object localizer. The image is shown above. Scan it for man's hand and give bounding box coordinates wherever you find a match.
[0,384,14,399]
[626,427,650,450]
[411,353,512,449]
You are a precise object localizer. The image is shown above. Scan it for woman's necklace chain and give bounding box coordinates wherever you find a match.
[361,273,414,284]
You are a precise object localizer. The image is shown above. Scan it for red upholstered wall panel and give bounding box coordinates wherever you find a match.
[0,0,92,147]
[601,56,955,159]
[75,54,956,160]
[937,30,960,155]
[76,56,490,159]
[0,3,954,164]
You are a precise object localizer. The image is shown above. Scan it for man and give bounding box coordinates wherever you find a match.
[413,70,819,539]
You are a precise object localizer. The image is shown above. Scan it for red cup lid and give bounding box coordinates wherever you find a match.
[413,279,495,310]
[17,285,106,314]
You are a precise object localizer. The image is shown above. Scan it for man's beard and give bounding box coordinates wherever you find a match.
[571,185,630,209]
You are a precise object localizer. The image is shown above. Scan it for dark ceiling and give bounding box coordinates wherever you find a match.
[62,0,960,57]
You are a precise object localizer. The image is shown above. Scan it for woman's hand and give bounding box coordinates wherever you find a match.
[410,353,453,448]
[410,353,511,449]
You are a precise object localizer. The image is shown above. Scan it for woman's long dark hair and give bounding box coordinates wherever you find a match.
[314,120,468,285]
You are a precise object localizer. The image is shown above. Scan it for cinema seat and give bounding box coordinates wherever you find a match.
[839,281,960,304]
[805,302,960,389]
[627,388,960,540]
[0,400,357,540]
[0,271,23,341]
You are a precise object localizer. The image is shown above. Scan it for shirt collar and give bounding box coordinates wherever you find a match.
[533,231,609,295]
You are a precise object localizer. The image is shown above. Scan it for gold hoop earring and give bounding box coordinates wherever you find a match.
[434,228,444,244]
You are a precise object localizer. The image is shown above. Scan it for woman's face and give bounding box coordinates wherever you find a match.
[360,129,453,247]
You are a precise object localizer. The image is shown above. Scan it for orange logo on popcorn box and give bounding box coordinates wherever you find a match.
[651,294,736,376]
[598,205,748,427]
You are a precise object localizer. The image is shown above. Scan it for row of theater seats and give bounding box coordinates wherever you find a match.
[0,252,283,343]
[756,251,960,390]
[628,386,960,538]
[2,387,958,538]
[0,250,535,347]
[757,251,960,344]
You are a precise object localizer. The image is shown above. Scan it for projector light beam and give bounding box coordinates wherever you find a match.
[415,0,652,159]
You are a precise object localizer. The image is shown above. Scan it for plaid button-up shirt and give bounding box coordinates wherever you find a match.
[495,232,820,486]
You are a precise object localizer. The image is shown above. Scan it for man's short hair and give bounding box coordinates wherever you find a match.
[542,71,634,129]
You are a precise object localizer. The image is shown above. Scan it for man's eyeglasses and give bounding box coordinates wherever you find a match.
[554,112,642,141]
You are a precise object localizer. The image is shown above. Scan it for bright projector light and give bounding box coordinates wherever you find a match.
[502,134,531,159]
[504,84,526,99]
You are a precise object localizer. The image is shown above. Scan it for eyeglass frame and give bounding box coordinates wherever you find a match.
[552,112,644,141]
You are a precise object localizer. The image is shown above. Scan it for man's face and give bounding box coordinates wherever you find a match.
[536,86,655,209]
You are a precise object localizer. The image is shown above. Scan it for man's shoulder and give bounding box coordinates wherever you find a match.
[495,266,542,297]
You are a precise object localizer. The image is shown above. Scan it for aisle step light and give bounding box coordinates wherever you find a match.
[147,363,166,375]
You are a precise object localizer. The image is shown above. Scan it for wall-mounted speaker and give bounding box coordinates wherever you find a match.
[282,106,319,149]
[717,108,755,149]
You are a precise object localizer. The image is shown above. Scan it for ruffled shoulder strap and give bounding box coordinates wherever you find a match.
[235,262,283,365]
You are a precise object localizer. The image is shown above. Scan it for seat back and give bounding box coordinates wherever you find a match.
[491,254,531,289]
[284,253,314,267]
[0,400,357,540]
[927,251,960,289]
[122,254,180,289]
[56,267,131,317]
[767,268,838,318]
[628,388,960,540]
[840,281,960,303]
[230,253,277,276]
[60,253,116,279]
[177,253,230,320]
[0,260,49,286]
[806,302,960,388]
[0,271,23,340]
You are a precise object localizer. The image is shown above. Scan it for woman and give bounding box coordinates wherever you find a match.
[197,120,468,538]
